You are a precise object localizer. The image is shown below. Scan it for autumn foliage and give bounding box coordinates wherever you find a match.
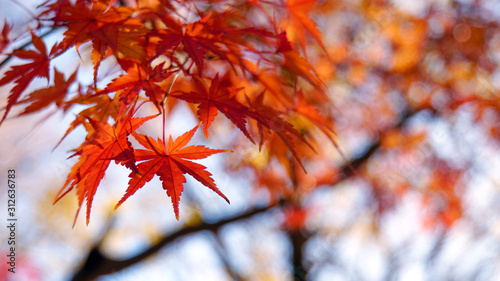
[0,0,335,224]
[4,0,500,280]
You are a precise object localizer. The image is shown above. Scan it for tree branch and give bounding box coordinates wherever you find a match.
[337,106,421,181]
[70,201,283,281]
[207,231,244,281]
[70,106,426,281]
[289,229,308,281]
[0,27,57,69]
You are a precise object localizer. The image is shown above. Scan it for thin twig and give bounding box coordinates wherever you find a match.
[70,201,282,281]
[0,28,57,69]
[9,0,36,18]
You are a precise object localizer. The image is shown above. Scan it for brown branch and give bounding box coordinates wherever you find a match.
[208,232,244,281]
[70,201,283,281]
[336,107,421,181]
[289,229,308,281]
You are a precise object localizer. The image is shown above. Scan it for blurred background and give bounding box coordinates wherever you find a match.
[2,0,500,280]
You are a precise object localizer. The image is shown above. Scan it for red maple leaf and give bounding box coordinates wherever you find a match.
[275,31,326,94]
[247,92,315,171]
[0,20,11,54]
[17,68,77,115]
[54,113,156,225]
[49,0,147,82]
[154,18,227,73]
[285,0,326,52]
[281,50,325,95]
[0,31,54,124]
[293,90,333,134]
[172,74,253,141]
[104,62,173,111]
[116,124,230,220]
[56,91,121,148]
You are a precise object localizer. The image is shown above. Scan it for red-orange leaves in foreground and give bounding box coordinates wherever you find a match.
[54,114,156,225]
[48,0,147,81]
[285,0,325,52]
[0,20,11,54]
[247,93,315,171]
[17,68,77,115]
[116,124,230,220]
[155,17,228,74]
[0,31,54,124]
[172,75,252,140]
[0,0,330,225]
[105,62,173,110]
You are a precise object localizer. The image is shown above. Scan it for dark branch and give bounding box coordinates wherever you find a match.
[289,229,308,281]
[208,232,244,281]
[337,106,421,181]
[0,28,58,69]
[70,201,283,281]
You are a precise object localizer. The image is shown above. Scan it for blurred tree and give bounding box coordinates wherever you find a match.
[1,0,500,280]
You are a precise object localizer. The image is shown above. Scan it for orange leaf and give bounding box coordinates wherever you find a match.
[51,0,147,82]
[0,31,52,125]
[172,74,253,141]
[285,0,326,52]
[116,124,230,220]
[247,92,315,172]
[54,113,156,225]
[17,68,77,115]
[56,92,121,148]
[281,50,325,94]
[154,19,227,73]
[105,62,173,111]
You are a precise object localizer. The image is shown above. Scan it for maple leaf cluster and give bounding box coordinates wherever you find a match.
[0,0,334,224]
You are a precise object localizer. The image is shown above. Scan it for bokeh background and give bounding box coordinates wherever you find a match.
[2,0,500,280]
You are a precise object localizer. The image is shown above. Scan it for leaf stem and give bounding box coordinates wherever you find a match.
[161,58,188,146]
[161,58,188,106]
